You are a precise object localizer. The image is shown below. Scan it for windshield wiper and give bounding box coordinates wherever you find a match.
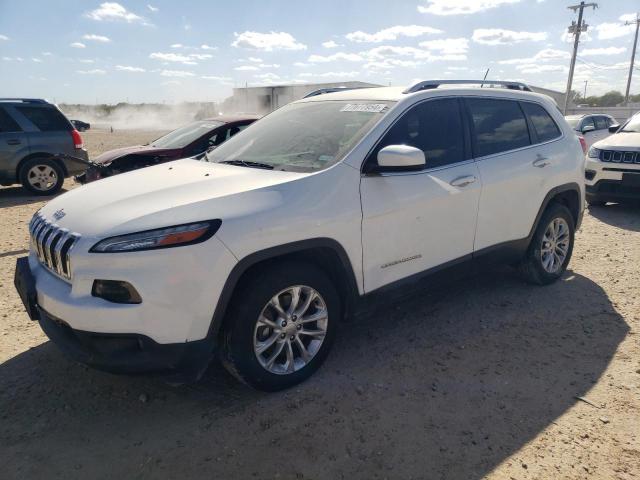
[221,160,274,170]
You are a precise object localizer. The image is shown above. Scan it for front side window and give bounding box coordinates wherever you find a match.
[595,116,608,130]
[521,102,561,143]
[581,117,595,131]
[206,101,392,172]
[16,106,70,131]
[368,98,466,169]
[467,98,531,157]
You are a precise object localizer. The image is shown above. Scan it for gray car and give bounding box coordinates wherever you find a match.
[0,98,89,195]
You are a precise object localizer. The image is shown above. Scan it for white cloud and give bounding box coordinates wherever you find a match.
[596,14,636,40]
[2,57,12,61]
[419,38,469,55]
[258,63,280,69]
[515,64,567,74]
[70,42,86,49]
[78,58,96,63]
[31,58,42,63]
[322,40,341,48]
[0,34,8,41]
[161,80,181,85]
[170,43,183,49]
[189,53,213,60]
[147,4,158,12]
[418,0,520,15]
[76,69,106,75]
[255,72,280,80]
[42,52,52,56]
[201,44,217,50]
[83,34,111,43]
[85,2,149,24]
[345,25,442,43]
[308,52,364,63]
[116,65,146,72]
[149,52,211,65]
[247,57,262,63]
[232,31,306,51]
[159,69,194,77]
[201,75,232,81]
[498,48,569,65]
[472,28,547,45]
[235,65,260,71]
[581,47,626,56]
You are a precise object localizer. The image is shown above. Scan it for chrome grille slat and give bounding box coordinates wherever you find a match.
[600,150,640,165]
[28,213,80,281]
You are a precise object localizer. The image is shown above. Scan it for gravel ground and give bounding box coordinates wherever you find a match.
[1,129,639,479]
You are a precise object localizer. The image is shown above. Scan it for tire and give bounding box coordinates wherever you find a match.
[221,261,340,391]
[586,195,606,207]
[19,158,64,195]
[519,202,575,285]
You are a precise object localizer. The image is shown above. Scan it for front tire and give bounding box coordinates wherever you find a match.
[19,158,64,195]
[519,203,575,285]
[221,262,340,391]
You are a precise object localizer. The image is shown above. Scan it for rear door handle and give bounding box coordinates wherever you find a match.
[533,156,550,168]
[7,139,21,145]
[450,175,477,187]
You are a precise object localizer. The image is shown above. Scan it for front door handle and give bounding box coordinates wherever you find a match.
[7,139,21,145]
[533,156,550,168]
[450,175,477,187]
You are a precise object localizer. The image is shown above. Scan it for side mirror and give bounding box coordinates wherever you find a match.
[608,124,620,133]
[582,125,595,133]
[375,145,425,172]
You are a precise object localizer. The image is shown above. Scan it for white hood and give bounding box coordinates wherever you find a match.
[594,132,640,151]
[39,159,305,237]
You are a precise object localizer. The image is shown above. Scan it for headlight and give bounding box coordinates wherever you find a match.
[587,147,601,159]
[90,220,221,253]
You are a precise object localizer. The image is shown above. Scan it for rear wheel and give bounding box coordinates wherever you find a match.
[19,158,64,195]
[221,262,340,391]
[519,203,575,285]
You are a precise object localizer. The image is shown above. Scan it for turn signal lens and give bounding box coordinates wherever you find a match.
[90,220,221,253]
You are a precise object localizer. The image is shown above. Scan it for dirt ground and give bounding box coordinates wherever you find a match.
[1,129,638,480]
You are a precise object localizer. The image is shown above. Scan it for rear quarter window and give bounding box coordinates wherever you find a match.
[15,106,71,132]
[466,98,531,157]
[521,102,561,143]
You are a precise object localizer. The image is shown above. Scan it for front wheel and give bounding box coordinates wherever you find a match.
[19,158,64,195]
[519,203,575,285]
[221,262,340,391]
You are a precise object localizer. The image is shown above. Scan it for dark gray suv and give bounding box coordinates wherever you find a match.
[0,98,88,195]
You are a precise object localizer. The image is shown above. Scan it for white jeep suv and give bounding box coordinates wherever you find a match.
[14,80,585,391]
[585,111,640,206]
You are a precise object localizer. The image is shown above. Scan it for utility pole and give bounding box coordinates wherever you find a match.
[624,14,640,105]
[564,2,598,114]
[583,80,588,100]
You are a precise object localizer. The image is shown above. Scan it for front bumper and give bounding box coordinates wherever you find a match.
[585,158,640,202]
[37,307,213,379]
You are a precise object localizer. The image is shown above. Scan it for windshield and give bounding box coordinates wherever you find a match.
[620,114,640,133]
[206,100,393,172]
[564,116,582,129]
[151,120,223,148]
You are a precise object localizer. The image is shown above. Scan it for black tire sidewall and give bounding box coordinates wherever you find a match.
[526,203,575,284]
[19,158,64,195]
[223,262,341,391]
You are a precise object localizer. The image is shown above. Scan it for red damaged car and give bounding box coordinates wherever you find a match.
[77,115,259,183]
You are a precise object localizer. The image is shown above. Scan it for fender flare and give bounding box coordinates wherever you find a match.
[527,182,582,240]
[206,237,360,342]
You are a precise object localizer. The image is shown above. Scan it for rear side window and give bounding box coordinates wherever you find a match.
[0,107,22,133]
[15,106,71,131]
[466,98,531,157]
[521,102,561,143]
[370,98,466,168]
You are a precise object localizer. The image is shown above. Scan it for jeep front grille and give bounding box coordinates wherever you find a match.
[29,213,80,281]
[600,150,640,164]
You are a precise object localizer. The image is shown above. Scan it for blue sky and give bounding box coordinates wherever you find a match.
[0,0,638,104]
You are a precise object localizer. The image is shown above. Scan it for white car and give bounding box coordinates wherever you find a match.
[565,113,619,149]
[14,80,585,391]
[585,112,640,206]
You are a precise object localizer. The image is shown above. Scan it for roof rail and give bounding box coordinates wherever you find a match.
[0,98,48,104]
[403,80,533,94]
[302,86,369,98]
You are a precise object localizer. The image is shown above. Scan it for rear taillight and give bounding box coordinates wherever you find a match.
[71,129,83,149]
[578,135,587,155]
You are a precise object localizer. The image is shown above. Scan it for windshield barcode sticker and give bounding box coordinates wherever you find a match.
[340,103,388,113]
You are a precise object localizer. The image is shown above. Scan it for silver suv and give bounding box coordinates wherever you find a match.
[0,98,88,195]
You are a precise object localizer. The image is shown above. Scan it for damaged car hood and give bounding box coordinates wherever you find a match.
[39,158,307,237]
[92,145,180,165]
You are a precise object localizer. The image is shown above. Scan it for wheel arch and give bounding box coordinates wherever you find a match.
[208,238,360,343]
[528,182,582,240]
[16,152,68,181]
